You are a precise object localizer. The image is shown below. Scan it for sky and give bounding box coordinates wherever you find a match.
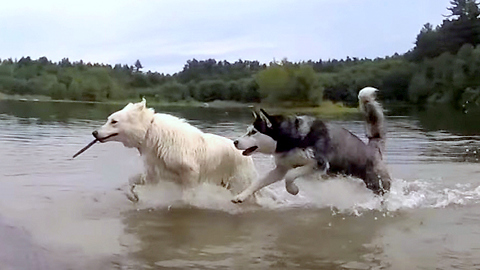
[0,0,452,74]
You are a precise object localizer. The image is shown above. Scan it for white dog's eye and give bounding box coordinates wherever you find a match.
[111,119,118,124]
[249,129,257,135]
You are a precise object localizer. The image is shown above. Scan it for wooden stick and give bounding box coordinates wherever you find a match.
[72,139,98,158]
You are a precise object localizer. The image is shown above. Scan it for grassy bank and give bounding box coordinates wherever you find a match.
[0,92,52,102]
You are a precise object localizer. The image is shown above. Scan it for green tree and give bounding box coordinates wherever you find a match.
[0,76,17,94]
[0,63,14,77]
[195,79,228,102]
[49,82,67,100]
[408,72,431,104]
[446,0,480,19]
[134,59,143,72]
[409,23,443,61]
[158,81,188,102]
[256,64,290,102]
[68,80,82,100]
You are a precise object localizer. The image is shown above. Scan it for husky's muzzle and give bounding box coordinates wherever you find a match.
[233,140,258,156]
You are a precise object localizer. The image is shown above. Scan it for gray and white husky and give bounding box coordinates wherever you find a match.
[232,87,391,203]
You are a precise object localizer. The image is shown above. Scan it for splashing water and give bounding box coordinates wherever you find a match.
[131,174,480,216]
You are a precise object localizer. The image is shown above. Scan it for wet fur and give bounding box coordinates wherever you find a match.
[233,87,391,202]
[93,99,257,201]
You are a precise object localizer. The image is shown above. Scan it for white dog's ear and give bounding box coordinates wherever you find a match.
[122,102,134,111]
[134,98,146,110]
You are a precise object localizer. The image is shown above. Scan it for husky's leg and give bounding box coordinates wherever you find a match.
[232,166,289,203]
[368,162,391,195]
[363,159,391,195]
[284,161,318,195]
[285,151,331,195]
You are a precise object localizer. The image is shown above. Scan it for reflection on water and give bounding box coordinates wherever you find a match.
[409,104,480,135]
[123,208,394,269]
[1,100,480,269]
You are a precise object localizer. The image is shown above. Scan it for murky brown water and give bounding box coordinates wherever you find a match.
[1,100,480,269]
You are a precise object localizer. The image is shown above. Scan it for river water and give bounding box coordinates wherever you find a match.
[1,100,480,269]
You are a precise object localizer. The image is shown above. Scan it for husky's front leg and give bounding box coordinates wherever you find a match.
[232,166,289,203]
[284,161,319,195]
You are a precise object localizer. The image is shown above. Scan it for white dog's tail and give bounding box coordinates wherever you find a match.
[358,87,386,155]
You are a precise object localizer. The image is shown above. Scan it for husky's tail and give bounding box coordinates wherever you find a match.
[358,87,386,155]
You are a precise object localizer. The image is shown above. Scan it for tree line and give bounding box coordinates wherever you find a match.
[1,0,480,108]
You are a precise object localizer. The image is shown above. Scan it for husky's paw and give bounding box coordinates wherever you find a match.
[318,161,330,174]
[286,182,299,195]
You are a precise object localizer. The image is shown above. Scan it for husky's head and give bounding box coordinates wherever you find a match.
[92,99,155,149]
[234,109,278,156]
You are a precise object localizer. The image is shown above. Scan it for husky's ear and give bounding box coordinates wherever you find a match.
[259,108,270,118]
[258,108,272,128]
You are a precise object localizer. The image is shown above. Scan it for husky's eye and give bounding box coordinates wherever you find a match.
[249,129,257,135]
[111,119,118,124]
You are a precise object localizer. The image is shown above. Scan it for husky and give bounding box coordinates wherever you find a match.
[232,87,391,203]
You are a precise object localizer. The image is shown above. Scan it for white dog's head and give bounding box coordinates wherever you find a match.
[234,110,277,156]
[92,99,155,149]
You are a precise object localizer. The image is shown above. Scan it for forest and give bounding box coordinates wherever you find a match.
[1,0,480,109]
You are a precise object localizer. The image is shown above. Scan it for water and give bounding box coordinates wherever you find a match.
[1,100,480,269]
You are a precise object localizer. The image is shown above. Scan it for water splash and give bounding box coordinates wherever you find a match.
[131,175,480,216]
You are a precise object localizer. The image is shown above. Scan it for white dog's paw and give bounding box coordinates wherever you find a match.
[231,194,247,204]
[126,193,139,203]
[126,185,139,202]
[286,182,299,195]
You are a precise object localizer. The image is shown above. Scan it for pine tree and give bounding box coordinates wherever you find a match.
[134,59,143,72]
[446,0,480,20]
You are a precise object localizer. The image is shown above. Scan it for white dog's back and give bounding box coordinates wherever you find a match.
[141,112,255,194]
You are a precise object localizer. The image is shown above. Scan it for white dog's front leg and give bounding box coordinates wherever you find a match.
[284,162,318,195]
[129,173,146,186]
[232,166,289,203]
[126,173,146,202]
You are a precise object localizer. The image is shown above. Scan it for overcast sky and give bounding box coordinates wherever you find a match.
[1,0,451,74]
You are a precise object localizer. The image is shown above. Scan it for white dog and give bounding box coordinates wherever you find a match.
[92,99,257,201]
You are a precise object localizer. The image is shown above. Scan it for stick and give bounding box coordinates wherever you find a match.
[72,139,98,158]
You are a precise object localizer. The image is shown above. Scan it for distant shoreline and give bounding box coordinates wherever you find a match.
[0,92,358,115]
